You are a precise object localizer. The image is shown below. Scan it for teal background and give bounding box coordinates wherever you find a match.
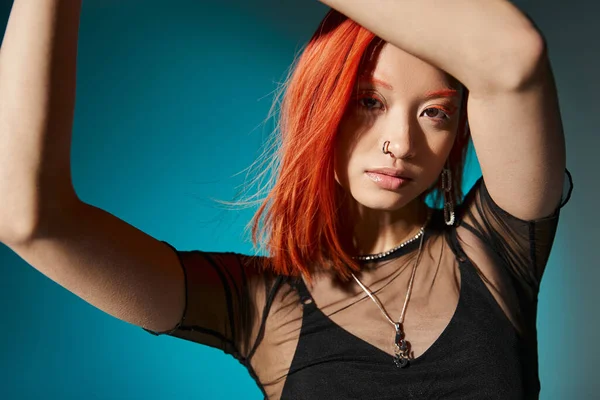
[0,0,596,398]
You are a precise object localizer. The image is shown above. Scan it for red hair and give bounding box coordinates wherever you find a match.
[251,10,470,283]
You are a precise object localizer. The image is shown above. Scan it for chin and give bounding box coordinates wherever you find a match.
[350,193,412,212]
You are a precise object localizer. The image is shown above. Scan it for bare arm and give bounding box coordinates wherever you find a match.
[0,0,80,238]
[318,0,541,92]
[319,0,566,221]
[0,0,185,333]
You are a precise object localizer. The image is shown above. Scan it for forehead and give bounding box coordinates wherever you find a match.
[360,42,459,92]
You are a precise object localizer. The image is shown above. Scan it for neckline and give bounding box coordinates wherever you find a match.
[297,258,464,367]
[293,219,462,367]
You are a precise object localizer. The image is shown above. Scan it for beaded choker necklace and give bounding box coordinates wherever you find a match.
[351,216,429,261]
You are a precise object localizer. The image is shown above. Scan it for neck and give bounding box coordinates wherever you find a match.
[351,197,430,257]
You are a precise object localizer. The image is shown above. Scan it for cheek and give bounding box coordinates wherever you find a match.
[419,133,457,186]
[424,121,458,157]
[333,130,352,186]
[430,135,456,158]
[334,115,370,183]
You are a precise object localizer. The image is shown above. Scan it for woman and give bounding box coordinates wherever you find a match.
[0,0,572,399]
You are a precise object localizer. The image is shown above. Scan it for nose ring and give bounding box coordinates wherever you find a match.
[382,140,393,156]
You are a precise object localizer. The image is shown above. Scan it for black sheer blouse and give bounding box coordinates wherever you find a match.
[145,170,573,399]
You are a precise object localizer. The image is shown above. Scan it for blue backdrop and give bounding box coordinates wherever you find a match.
[0,0,597,398]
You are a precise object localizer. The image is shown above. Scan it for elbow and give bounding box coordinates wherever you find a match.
[512,31,547,89]
[467,30,547,95]
[1,195,82,246]
[0,215,42,246]
[493,30,548,92]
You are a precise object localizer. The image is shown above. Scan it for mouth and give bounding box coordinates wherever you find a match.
[365,169,412,190]
[365,168,413,180]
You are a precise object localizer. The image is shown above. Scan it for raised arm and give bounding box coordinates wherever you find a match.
[0,0,185,333]
[320,0,566,221]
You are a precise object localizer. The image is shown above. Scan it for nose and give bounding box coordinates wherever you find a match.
[382,121,416,160]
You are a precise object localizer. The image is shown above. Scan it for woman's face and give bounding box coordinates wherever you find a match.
[335,42,463,212]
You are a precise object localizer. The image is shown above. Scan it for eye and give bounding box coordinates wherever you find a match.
[421,107,451,121]
[359,96,384,110]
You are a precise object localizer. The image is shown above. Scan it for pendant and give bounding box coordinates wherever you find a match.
[394,323,410,368]
[393,353,409,368]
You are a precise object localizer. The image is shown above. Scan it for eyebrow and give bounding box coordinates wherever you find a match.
[423,89,460,99]
[358,76,460,99]
[358,76,394,91]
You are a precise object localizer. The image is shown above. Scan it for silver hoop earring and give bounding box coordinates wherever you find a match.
[441,165,455,226]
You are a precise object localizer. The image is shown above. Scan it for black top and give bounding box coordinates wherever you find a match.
[281,234,536,399]
[144,170,573,399]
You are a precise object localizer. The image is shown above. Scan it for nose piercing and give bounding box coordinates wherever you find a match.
[382,140,393,156]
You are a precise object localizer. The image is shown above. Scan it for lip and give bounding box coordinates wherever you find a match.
[365,169,412,190]
[365,167,413,180]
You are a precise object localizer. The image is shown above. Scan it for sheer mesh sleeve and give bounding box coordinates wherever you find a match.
[143,243,269,362]
[457,168,573,303]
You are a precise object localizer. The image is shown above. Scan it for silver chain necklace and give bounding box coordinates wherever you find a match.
[350,214,430,368]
